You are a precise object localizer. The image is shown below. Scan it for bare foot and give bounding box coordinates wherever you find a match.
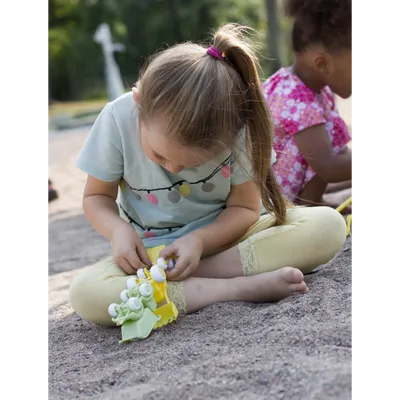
[234,267,308,303]
[296,197,352,214]
[325,180,352,193]
[323,189,352,213]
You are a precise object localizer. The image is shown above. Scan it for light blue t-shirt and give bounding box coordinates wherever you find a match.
[76,92,276,248]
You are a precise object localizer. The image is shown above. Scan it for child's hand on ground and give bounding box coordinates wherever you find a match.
[160,233,203,281]
[111,222,151,274]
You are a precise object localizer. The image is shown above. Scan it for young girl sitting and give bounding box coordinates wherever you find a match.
[69,24,346,325]
[262,0,352,207]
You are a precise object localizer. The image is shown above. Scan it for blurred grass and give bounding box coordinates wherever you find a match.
[49,99,107,118]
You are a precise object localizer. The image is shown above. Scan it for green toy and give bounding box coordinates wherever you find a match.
[108,250,179,344]
[108,281,162,343]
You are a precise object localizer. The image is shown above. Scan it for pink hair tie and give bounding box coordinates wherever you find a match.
[207,46,223,60]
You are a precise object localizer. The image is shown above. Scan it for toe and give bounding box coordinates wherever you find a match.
[290,281,308,293]
[282,267,304,284]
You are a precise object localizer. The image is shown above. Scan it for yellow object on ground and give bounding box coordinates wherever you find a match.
[336,196,352,236]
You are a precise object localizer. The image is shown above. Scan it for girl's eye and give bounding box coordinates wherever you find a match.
[153,152,163,160]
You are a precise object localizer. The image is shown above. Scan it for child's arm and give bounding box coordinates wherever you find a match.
[75,102,150,272]
[294,124,351,183]
[83,175,151,271]
[161,180,260,281]
[82,175,124,241]
[189,180,260,256]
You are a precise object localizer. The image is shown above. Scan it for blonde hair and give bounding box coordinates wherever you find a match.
[137,24,288,224]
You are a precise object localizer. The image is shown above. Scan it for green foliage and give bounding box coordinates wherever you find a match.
[49,0,290,101]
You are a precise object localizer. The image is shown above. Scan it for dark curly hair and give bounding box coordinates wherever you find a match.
[285,0,351,53]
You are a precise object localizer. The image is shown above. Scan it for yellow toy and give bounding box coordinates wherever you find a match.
[336,196,352,236]
[108,245,178,343]
[144,245,178,328]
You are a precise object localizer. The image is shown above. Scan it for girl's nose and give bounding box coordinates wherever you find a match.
[164,163,184,174]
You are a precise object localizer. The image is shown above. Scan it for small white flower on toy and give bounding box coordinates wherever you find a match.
[108,303,119,318]
[137,268,146,280]
[168,258,175,270]
[150,265,166,283]
[120,289,129,302]
[127,276,138,290]
[139,282,153,297]
[127,297,142,311]
[157,257,168,270]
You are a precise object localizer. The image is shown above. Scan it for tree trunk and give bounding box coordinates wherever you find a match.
[48,61,52,104]
[265,0,282,73]
[169,0,183,42]
[198,3,212,37]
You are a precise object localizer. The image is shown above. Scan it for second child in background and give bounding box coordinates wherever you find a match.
[262,0,352,207]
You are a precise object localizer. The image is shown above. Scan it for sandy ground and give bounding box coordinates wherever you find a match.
[49,98,352,399]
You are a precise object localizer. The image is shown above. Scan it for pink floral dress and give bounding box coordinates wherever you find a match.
[262,67,351,202]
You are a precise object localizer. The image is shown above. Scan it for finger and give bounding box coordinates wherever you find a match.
[136,244,151,267]
[117,257,136,275]
[160,243,178,259]
[125,250,144,271]
[170,263,195,282]
[166,256,190,280]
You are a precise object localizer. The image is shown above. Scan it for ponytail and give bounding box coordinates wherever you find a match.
[213,24,289,225]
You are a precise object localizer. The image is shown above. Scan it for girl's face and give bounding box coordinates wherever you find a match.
[313,49,352,99]
[326,50,352,99]
[140,118,220,173]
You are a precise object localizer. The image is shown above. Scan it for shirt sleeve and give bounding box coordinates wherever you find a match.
[280,87,326,136]
[230,132,276,186]
[76,103,124,182]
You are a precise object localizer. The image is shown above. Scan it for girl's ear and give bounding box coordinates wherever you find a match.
[313,53,332,76]
[132,86,140,105]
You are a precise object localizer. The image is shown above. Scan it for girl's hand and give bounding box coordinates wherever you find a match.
[111,222,151,274]
[160,234,203,281]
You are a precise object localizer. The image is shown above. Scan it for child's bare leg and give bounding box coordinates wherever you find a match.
[297,176,352,212]
[296,174,327,206]
[180,267,308,314]
[194,247,243,278]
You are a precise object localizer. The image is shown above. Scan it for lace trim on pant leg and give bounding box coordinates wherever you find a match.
[166,281,187,315]
[238,240,259,276]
